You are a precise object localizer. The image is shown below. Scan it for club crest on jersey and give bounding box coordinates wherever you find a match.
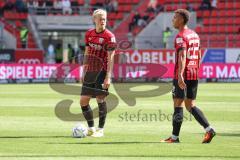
[99,38,104,44]
[176,38,183,44]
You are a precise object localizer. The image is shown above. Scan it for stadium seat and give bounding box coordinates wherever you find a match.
[211,10,218,17]
[77,0,85,5]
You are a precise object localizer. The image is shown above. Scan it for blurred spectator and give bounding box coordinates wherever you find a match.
[46,0,53,8]
[104,0,110,11]
[27,0,38,14]
[129,11,141,32]
[155,3,163,14]
[38,0,46,8]
[27,0,39,8]
[109,0,118,13]
[15,0,28,13]
[55,43,63,63]
[147,0,157,13]
[163,27,172,48]
[2,0,15,11]
[199,0,211,10]
[67,43,74,63]
[211,0,217,10]
[94,0,103,10]
[20,26,28,48]
[53,0,62,14]
[77,45,85,64]
[62,0,72,15]
[138,13,149,27]
[47,39,56,64]
[73,44,85,64]
[143,13,150,22]
[186,3,194,12]
[0,1,5,15]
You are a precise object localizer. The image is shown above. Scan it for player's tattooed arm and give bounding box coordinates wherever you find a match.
[178,49,187,89]
[103,50,115,89]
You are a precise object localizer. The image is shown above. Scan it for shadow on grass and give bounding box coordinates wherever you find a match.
[0,155,239,158]
[47,141,162,145]
[217,133,240,137]
[0,136,71,139]
[195,132,240,137]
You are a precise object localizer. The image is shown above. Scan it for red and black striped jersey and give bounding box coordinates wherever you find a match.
[84,28,116,72]
[174,28,201,80]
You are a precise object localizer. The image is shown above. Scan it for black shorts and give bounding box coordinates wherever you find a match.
[81,71,109,98]
[172,79,198,100]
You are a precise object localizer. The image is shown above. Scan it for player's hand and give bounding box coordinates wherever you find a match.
[178,75,186,90]
[103,77,111,89]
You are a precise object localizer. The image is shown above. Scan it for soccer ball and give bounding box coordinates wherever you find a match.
[72,123,88,138]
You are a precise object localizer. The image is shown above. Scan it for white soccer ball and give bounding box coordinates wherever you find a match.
[72,123,88,138]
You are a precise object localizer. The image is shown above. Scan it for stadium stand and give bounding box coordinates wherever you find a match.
[124,0,240,48]
[0,0,239,52]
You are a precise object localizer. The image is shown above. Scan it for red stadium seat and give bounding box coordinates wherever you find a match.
[226,10,235,17]
[196,11,202,18]
[218,3,225,9]
[203,19,209,25]
[235,19,240,25]
[226,18,234,25]
[203,10,210,17]
[236,41,240,47]
[201,27,209,33]
[211,10,218,17]
[218,26,226,33]
[77,0,84,5]
[235,10,240,16]
[235,2,240,9]
[209,26,217,33]
[195,26,202,33]
[218,18,226,25]
[211,18,218,25]
[116,13,124,20]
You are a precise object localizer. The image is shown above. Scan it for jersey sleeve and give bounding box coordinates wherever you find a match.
[175,35,187,53]
[105,33,117,51]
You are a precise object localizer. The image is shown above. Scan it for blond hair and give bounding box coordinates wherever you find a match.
[92,9,107,18]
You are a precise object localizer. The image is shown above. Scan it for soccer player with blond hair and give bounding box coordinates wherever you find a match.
[80,9,116,137]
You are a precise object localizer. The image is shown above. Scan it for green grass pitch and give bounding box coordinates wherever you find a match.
[0,83,239,160]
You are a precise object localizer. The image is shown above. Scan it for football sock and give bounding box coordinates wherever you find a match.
[171,134,178,140]
[98,101,107,128]
[189,106,210,129]
[172,107,183,137]
[204,126,212,132]
[81,105,94,127]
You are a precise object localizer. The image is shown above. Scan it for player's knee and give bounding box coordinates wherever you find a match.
[80,96,90,106]
[185,99,195,111]
[174,98,184,107]
[96,96,106,103]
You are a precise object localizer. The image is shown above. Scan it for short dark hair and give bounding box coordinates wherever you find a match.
[175,9,190,25]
